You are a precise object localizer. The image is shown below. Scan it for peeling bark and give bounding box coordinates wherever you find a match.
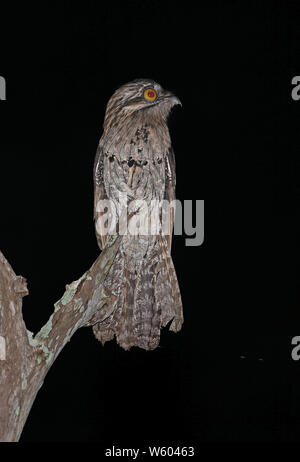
[0,235,121,442]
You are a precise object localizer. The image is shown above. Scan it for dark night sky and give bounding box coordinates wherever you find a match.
[0,0,300,447]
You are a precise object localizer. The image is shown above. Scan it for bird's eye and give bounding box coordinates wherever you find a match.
[144,88,157,102]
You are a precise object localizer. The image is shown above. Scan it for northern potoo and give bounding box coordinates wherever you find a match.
[92,79,183,350]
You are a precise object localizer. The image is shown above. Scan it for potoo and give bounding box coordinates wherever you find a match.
[92,79,183,350]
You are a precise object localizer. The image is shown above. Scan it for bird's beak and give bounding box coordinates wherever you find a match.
[163,91,182,107]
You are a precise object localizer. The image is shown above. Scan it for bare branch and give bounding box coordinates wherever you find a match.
[0,235,121,442]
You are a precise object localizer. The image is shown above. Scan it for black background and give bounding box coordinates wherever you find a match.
[0,0,300,446]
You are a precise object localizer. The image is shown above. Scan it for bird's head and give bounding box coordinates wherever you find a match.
[103,78,181,130]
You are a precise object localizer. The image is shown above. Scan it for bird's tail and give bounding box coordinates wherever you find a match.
[92,235,183,351]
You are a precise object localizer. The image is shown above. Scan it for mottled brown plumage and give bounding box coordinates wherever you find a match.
[92,79,183,350]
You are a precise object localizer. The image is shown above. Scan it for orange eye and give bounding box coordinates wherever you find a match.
[144,88,157,101]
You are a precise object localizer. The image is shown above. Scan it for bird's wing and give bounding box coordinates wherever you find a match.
[164,147,176,252]
[94,145,108,250]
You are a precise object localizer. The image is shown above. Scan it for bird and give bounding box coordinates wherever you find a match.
[92,78,183,351]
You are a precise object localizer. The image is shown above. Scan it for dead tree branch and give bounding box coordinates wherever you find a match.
[0,235,121,442]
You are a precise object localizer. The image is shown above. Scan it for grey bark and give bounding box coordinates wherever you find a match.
[0,235,121,442]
